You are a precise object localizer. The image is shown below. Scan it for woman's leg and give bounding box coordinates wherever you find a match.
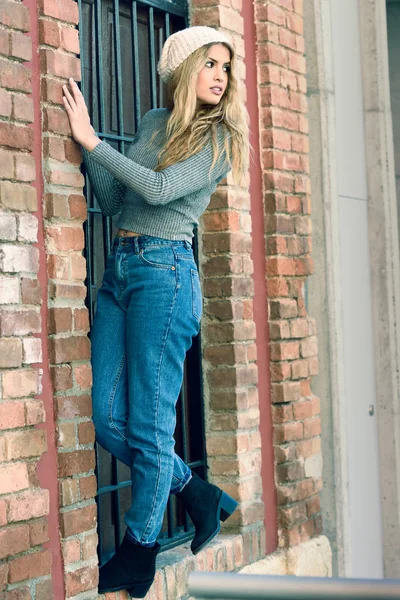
[120,241,200,547]
[90,254,191,494]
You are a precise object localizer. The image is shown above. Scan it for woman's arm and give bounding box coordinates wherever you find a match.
[86,127,230,206]
[82,146,126,216]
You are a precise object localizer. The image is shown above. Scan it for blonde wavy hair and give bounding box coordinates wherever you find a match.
[152,41,250,186]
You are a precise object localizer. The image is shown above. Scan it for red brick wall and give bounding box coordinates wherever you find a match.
[39,0,99,597]
[254,0,322,547]
[0,0,60,597]
[191,0,267,554]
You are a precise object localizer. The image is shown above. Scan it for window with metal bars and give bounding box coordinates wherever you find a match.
[77,0,208,564]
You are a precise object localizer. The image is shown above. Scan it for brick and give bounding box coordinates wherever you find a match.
[65,565,98,597]
[8,489,50,522]
[0,463,29,494]
[9,550,52,583]
[57,422,76,448]
[47,307,72,334]
[39,18,60,47]
[79,475,97,500]
[71,253,87,280]
[0,525,30,559]
[271,381,301,403]
[0,276,19,305]
[0,122,33,151]
[29,518,49,546]
[48,335,91,363]
[0,212,17,241]
[15,154,36,182]
[277,460,305,483]
[78,421,95,445]
[0,25,9,54]
[56,395,92,419]
[60,503,97,537]
[22,338,43,364]
[40,48,80,80]
[0,308,41,335]
[18,214,38,242]
[74,308,90,332]
[40,76,63,105]
[2,369,39,398]
[43,105,71,135]
[46,225,84,251]
[21,278,41,305]
[47,254,70,280]
[58,449,95,477]
[0,338,22,368]
[0,181,37,212]
[82,533,98,561]
[35,580,52,600]
[5,429,47,460]
[45,168,85,188]
[0,401,25,430]
[50,364,72,391]
[43,135,65,161]
[59,478,79,507]
[60,25,79,54]
[48,281,87,300]
[13,94,34,123]
[69,194,87,219]
[0,1,30,31]
[39,0,79,24]
[0,149,14,178]
[0,87,12,117]
[25,400,45,425]
[0,57,31,92]
[44,193,69,218]
[274,421,303,444]
[62,539,80,564]
[10,30,32,60]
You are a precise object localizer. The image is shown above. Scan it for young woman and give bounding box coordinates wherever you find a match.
[62,25,249,598]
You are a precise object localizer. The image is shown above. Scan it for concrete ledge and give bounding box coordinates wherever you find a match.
[239,535,332,577]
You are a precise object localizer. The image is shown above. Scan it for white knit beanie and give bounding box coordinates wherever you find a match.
[157,26,234,83]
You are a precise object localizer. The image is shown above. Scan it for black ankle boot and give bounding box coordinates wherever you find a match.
[176,472,238,554]
[98,533,161,598]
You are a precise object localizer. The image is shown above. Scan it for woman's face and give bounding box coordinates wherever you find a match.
[195,43,231,107]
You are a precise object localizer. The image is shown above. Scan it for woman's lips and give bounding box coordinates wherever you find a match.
[210,87,223,95]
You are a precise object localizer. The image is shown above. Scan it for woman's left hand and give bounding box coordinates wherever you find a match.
[62,78,99,151]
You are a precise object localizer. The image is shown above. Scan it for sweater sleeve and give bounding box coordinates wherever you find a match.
[81,112,153,216]
[85,125,231,206]
[82,145,126,216]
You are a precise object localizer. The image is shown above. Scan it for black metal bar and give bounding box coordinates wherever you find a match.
[166,496,174,539]
[95,0,106,133]
[137,0,186,18]
[188,573,400,600]
[113,0,125,152]
[131,1,141,126]
[148,7,157,109]
[97,480,132,496]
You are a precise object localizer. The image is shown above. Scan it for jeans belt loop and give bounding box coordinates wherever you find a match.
[134,237,140,254]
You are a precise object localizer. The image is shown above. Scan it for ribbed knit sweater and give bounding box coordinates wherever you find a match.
[82,108,231,243]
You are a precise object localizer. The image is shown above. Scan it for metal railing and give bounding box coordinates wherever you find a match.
[188,573,400,600]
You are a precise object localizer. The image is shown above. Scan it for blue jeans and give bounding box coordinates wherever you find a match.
[90,235,202,547]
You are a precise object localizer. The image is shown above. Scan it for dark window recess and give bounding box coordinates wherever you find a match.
[77,0,207,564]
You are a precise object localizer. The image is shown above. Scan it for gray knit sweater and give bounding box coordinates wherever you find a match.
[82,108,231,243]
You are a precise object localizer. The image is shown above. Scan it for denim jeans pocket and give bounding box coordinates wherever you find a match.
[190,268,202,322]
[138,246,176,269]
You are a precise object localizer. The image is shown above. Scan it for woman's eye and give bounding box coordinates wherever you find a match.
[224,65,231,73]
[206,61,214,67]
